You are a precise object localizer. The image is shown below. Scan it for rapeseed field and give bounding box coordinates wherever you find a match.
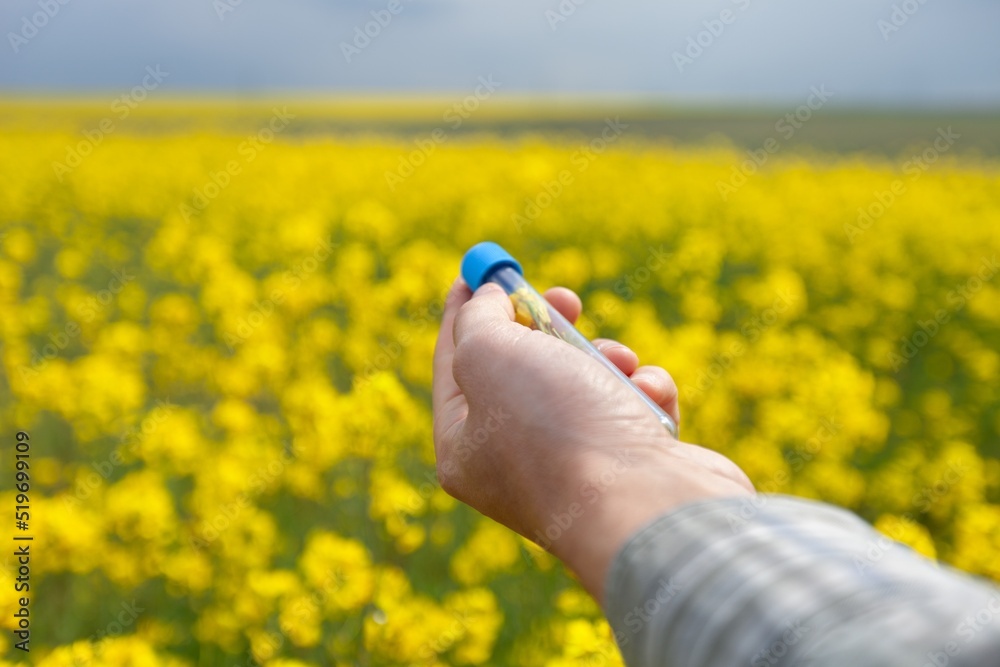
[1,102,999,666]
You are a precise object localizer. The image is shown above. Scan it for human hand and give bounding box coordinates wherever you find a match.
[432,278,754,602]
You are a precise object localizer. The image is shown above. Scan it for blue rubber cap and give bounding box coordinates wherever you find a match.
[461,242,523,290]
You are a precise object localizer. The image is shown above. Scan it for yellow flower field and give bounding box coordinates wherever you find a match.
[1,102,999,666]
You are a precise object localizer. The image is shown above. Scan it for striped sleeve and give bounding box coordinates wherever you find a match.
[603,494,1000,667]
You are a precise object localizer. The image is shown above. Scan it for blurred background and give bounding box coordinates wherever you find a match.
[3,0,1000,102]
[1,1,999,666]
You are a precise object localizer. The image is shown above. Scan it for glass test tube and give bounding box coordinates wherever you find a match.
[461,242,679,439]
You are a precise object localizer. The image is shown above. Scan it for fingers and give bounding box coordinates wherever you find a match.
[593,338,680,427]
[432,278,473,441]
[542,291,679,424]
[545,287,672,418]
[593,339,639,376]
[630,365,680,427]
[437,277,681,440]
[543,286,582,325]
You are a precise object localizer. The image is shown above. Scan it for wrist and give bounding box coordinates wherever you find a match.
[537,441,753,604]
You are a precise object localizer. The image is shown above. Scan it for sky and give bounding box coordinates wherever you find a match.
[1,0,998,107]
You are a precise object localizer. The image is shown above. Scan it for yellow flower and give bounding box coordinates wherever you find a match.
[874,514,937,560]
[4,101,1000,664]
[450,518,522,586]
[298,531,375,613]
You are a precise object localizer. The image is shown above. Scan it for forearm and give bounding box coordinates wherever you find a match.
[603,495,1000,667]
[548,451,754,604]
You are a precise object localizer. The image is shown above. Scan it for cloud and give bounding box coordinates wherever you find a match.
[1,0,998,105]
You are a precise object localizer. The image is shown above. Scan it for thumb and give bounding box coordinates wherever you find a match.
[451,282,521,407]
[452,282,517,350]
